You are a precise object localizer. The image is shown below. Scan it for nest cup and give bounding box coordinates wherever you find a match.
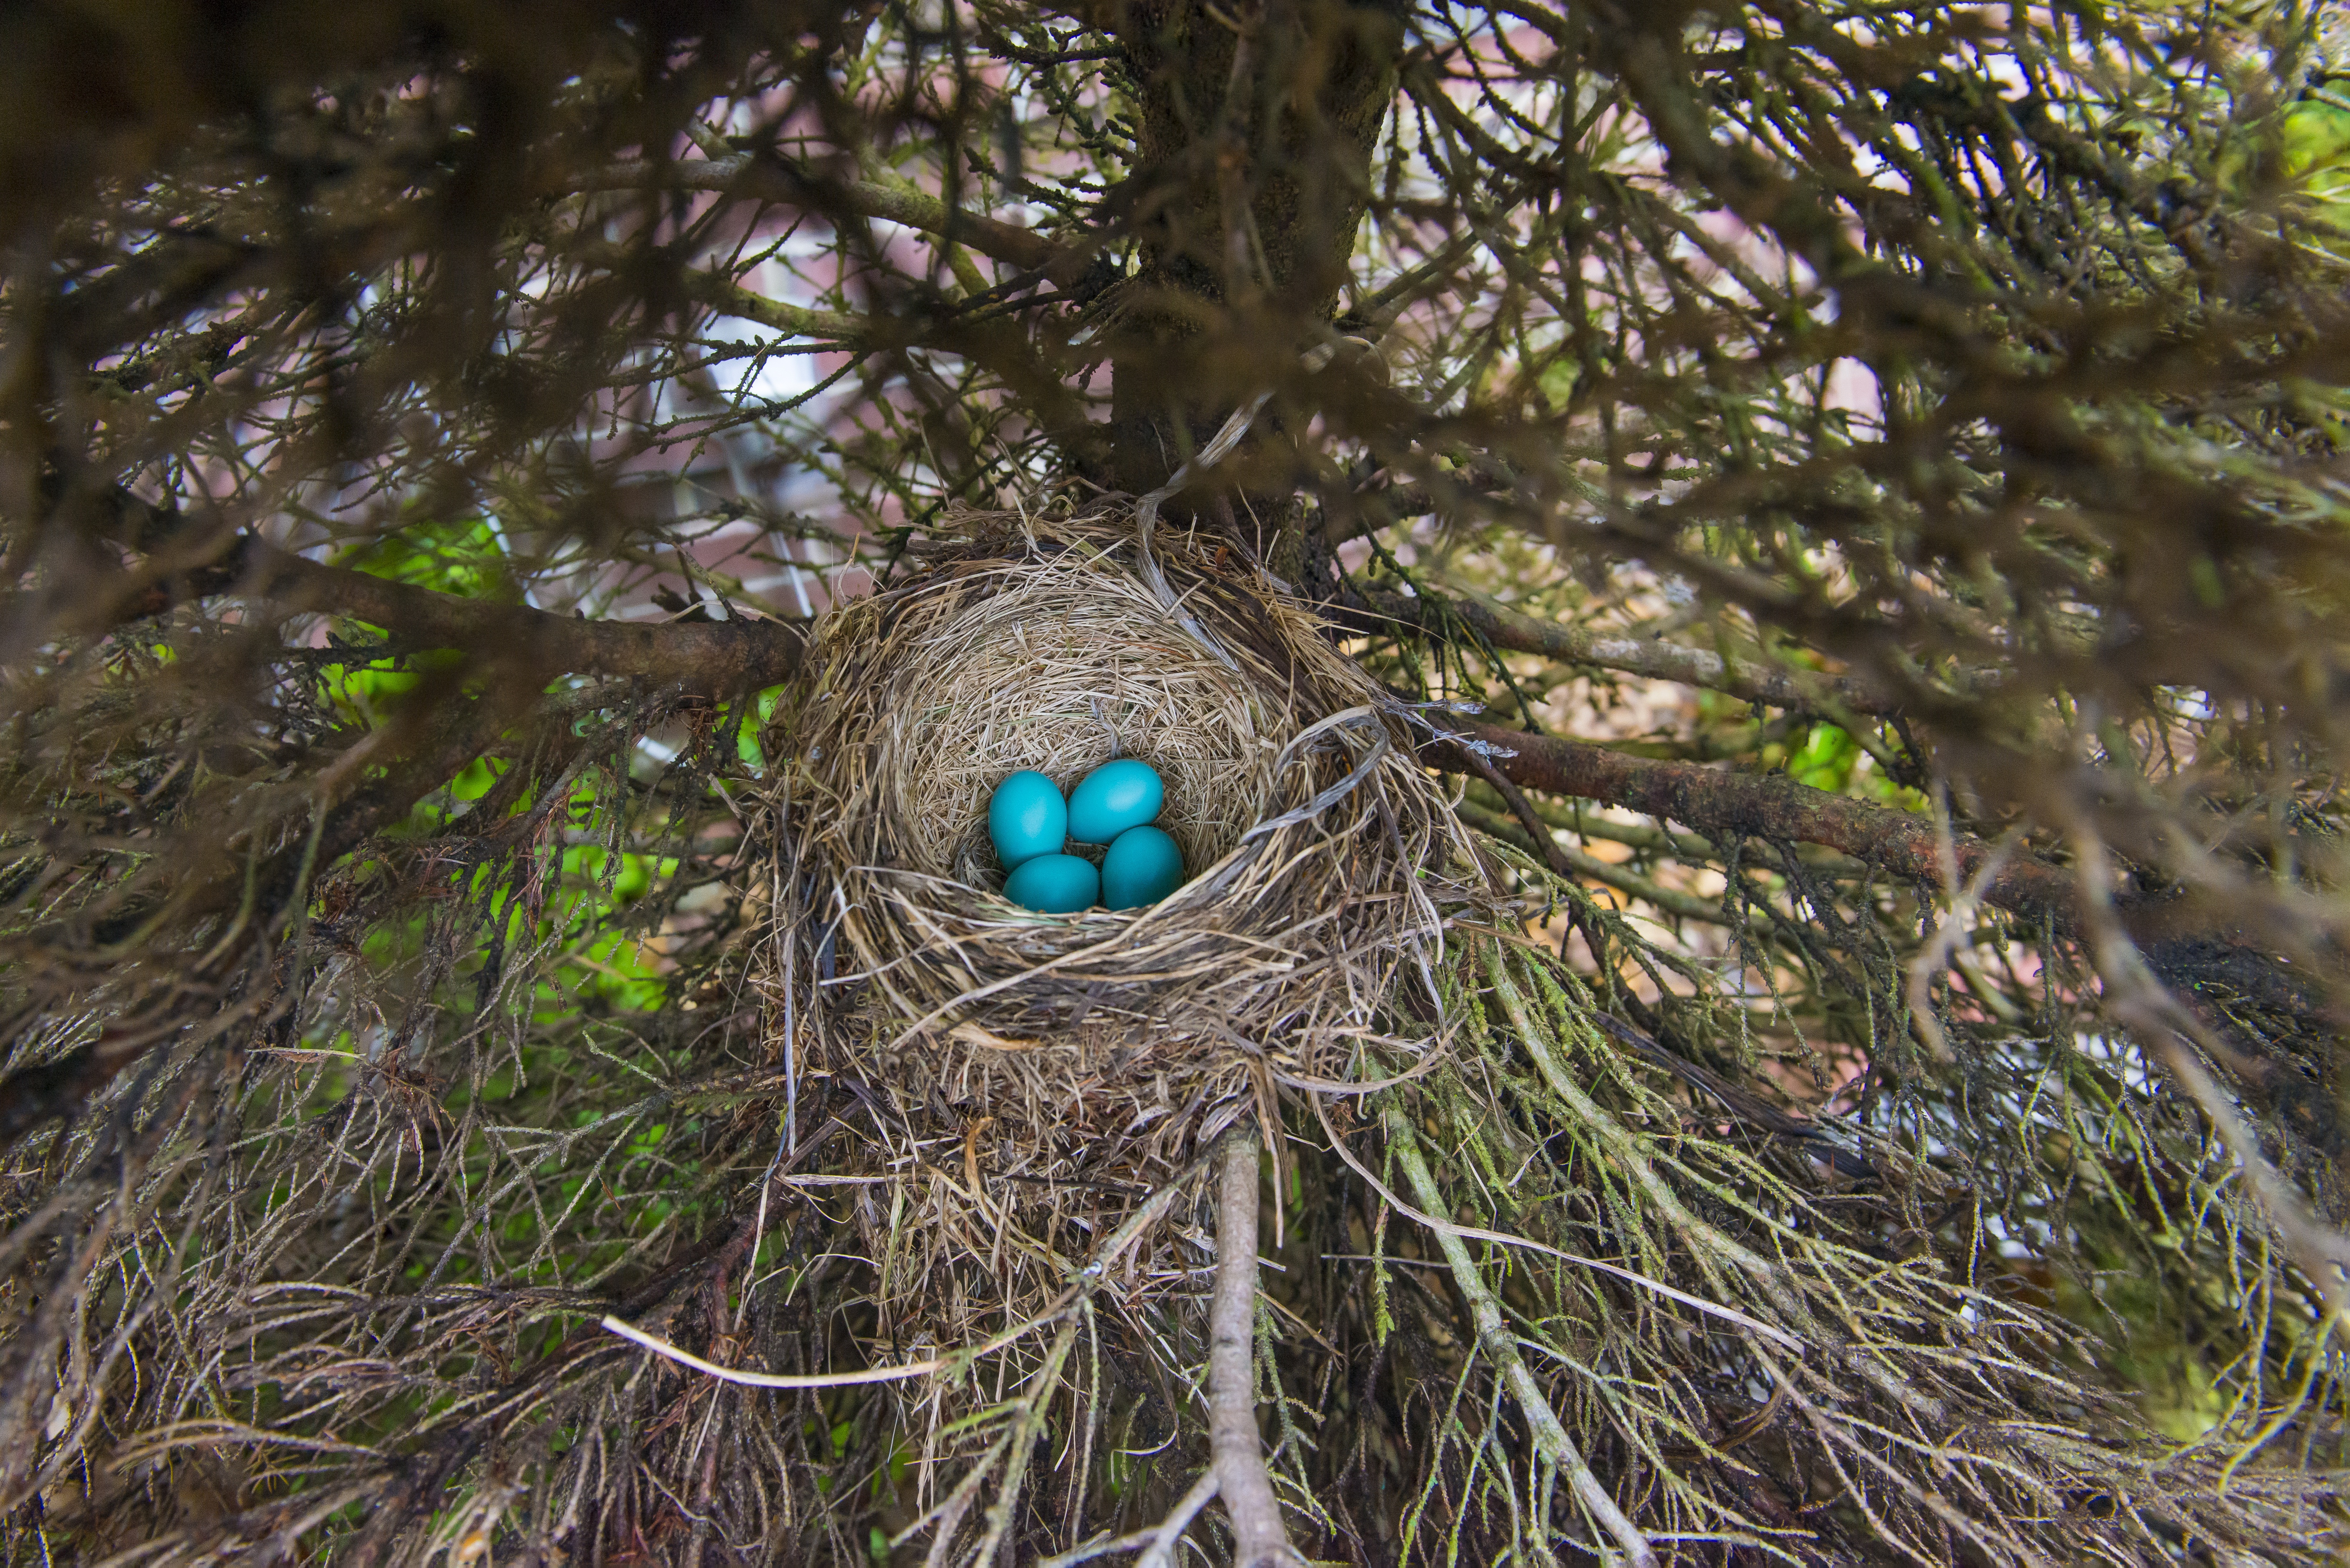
[771,503,1477,1109]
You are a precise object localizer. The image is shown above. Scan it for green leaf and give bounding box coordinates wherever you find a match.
[2285,101,2350,198]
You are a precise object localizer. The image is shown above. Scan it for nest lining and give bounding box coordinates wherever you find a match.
[770,504,1481,1101]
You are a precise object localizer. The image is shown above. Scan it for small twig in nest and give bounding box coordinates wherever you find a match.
[1132,391,1270,670]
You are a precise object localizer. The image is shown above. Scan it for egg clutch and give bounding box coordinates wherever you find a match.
[986,760,1186,914]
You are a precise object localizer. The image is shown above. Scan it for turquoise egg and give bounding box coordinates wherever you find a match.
[1101,825,1184,910]
[1067,759,1164,844]
[1003,853,1100,914]
[988,770,1068,869]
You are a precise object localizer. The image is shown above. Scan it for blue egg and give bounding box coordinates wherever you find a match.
[988,770,1068,869]
[1101,826,1184,910]
[1067,759,1164,844]
[1003,853,1100,914]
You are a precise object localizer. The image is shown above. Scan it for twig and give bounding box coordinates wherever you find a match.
[600,1314,969,1390]
[1454,800,1776,935]
[972,1317,1086,1567]
[1453,733,1577,882]
[1136,1470,1221,1568]
[1906,787,2018,1063]
[1131,393,1267,672]
[1385,1112,1658,1568]
[28,503,806,697]
[1424,714,2085,931]
[578,155,1071,276]
[2068,825,2350,1326]
[1353,582,1897,714]
[1035,1470,1220,1568]
[1209,1131,1296,1568]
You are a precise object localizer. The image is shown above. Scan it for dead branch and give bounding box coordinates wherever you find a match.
[5,530,804,696]
[1355,584,1896,715]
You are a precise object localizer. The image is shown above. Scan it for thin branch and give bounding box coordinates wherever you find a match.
[601,1316,980,1390]
[1444,711,1789,930]
[239,538,806,692]
[2069,826,2350,1327]
[1135,1471,1221,1568]
[0,675,550,1148]
[1032,1471,1220,1568]
[9,530,804,696]
[1454,801,1774,934]
[1311,1096,1804,1348]
[578,155,1074,277]
[661,261,873,343]
[1355,585,1896,715]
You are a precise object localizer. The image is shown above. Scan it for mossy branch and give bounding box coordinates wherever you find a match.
[1384,1109,1657,1568]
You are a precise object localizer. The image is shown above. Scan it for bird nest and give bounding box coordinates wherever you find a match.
[763,501,1479,1132]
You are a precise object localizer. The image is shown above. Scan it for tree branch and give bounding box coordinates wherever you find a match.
[8,532,803,697]
[654,259,873,343]
[578,156,1074,278]
[1132,1471,1220,1568]
[1384,1110,1657,1568]
[1355,586,1895,715]
[0,677,539,1148]
[1455,801,1776,934]
[1434,713,2350,1191]
[244,540,803,691]
[1424,718,2081,929]
[0,513,798,1150]
[1209,1131,1295,1568]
